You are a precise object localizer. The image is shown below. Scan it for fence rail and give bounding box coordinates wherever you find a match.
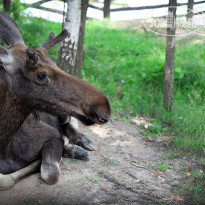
[89,0,205,12]
[22,0,205,18]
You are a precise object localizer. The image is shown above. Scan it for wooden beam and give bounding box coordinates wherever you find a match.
[22,3,63,15]
[31,0,52,6]
[110,1,205,12]
[22,0,205,16]
[88,4,103,11]
[37,5,63,14]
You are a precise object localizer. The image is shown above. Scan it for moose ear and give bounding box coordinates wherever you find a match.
[0,45,15,75]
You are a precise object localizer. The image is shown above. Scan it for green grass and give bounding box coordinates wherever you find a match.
[178,170,205,204]
[0,14,204,204]
[82,20,205,155]
[157,162,169,170]
[16,17,61,59]
[0,9,62,59]
[0,14,203,154]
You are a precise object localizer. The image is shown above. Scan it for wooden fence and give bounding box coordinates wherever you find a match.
[23,0,205,18]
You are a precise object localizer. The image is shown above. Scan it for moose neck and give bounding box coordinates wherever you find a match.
[0,70,31,143]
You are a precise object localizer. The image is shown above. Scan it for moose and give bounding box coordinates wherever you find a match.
[0,12,111,190]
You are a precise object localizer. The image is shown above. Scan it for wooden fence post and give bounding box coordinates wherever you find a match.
[3,0,11,12]
[103,0,111,19]
[164,0,177,111]
[187,0,194,20]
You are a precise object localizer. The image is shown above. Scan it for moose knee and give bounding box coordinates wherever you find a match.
[40,161,60,185]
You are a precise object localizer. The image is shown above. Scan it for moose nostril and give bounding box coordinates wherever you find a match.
[94,112,109,124]
[98,117,108,124]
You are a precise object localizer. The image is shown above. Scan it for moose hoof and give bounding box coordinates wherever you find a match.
[73,145,89,160]
[77,136,96,151]
[40,162,60,185]
[63,145,89,160]
[0,173,15,191]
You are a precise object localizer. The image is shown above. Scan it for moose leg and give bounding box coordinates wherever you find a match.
[62,136,89,160]
[41,138,63,185]
[0,160,41,191]
[61,118,96,151]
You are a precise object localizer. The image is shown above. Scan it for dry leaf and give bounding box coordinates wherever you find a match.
[136,180,140,183]
[101,188,108,192]
[199,170,203,173]
[175,196,184,201]
[186,172,191,177]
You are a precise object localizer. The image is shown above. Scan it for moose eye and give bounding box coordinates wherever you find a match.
[36,73,49,85]
[37,73,46,80]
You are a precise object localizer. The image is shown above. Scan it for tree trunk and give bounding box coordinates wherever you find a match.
[103,0,111,19]
[164,0,177,111]
[3,0,11,12]
[58,0,81,76]
[187,0,194,20]
[58,0,88,77]
[74,0,88,77]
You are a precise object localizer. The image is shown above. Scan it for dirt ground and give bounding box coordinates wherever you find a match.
[0,118,199,205]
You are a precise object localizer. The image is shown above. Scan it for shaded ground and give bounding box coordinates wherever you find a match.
[0,118,198,205]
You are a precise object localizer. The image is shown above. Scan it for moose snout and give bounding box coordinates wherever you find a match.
[94,110,109,124]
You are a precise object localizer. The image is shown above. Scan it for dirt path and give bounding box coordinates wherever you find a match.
[0,119,197,205]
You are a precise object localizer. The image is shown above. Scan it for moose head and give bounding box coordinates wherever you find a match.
[0,12,111,126]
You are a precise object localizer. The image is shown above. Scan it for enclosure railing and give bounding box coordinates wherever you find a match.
[23,0,205,18]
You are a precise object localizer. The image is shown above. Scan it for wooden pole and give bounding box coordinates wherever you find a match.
[103,0,111,19]
[164,0,177,111]
[3,0,11,12]
[187,0,194,20]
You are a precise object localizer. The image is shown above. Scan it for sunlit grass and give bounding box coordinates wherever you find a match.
[4,16,204,155]
[83,19,205,155]
[0,15,203,204]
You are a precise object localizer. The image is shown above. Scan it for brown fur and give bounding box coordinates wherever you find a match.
[0,12,111,185]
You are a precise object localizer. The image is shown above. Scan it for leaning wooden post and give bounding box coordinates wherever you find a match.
[164,0,177,111]
[103,0,111,19]
[187,0,194,20]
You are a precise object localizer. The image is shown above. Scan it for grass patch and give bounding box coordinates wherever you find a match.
[157,162,169,170]
[83,20,205,155]
[16,16,61,60]
[178,170,205,204]
[0,14,204,204]
[2,13,203,155]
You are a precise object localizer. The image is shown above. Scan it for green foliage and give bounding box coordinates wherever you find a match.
[83,20,205,155]
[178,170,205,204]
[5,16,203,154]
[0,0,25,20]
[10,0,24,21]
[1,14,204,205]
[157,162,169,170]
[92,177,99,182]
[70,159,77,163]
[24,197,30,203]
[104,157,118,166]
[16,17,61,59]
